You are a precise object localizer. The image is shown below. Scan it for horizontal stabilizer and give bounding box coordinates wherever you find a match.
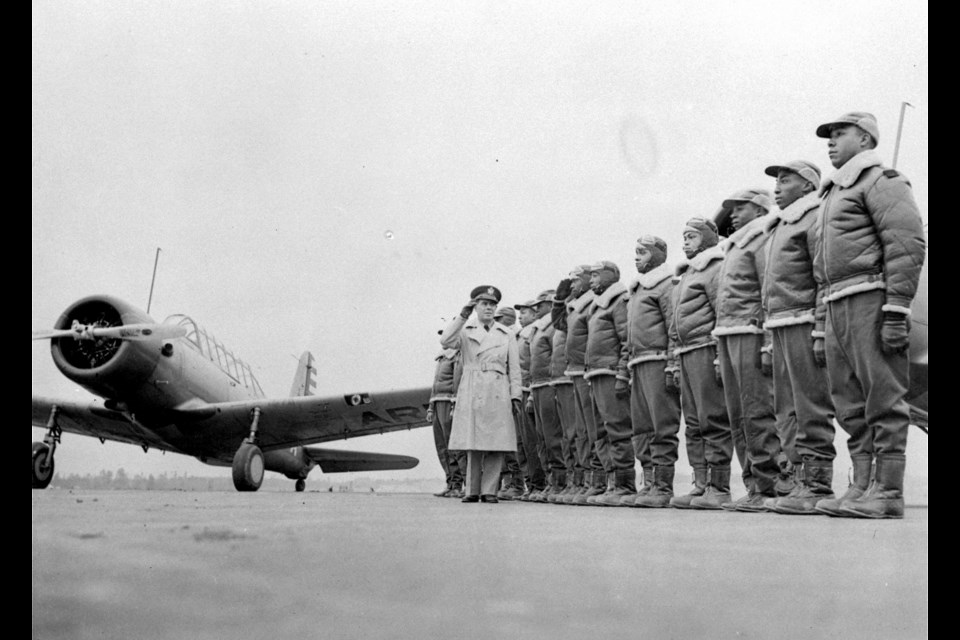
[303,447,419,473]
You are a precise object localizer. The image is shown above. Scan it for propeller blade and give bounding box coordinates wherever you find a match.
[32,322,187,342]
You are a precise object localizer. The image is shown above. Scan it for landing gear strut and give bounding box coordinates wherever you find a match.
[33,406,60,489]
[232,407,264,492]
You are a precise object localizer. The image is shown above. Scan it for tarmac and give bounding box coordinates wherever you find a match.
[32,489,928,640]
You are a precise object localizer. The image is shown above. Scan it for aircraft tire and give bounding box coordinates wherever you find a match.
[295,479,306,492]
[232,444,264,492]
[32,442,54,489]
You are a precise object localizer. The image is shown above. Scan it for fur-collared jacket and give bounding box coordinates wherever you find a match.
[550,325,571,385]
[761,191,820,330]
[429,348,462,404]
[528,314,556,388]
[584,282,630,381]
[669,245,724,355]
[625,263,677,371]
[813,149,926,327]
[713,214,771,344]
[562,290,596,377]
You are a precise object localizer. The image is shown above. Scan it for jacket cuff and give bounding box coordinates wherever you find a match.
[881,303,912,316]
[811,330,826,339]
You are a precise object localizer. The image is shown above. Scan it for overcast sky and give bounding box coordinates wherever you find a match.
[32,1,928,483]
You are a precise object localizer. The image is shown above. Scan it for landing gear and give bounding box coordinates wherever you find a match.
[232,407,264,491]
[232,443,264,491]
[295,479,306,492]
[32,443,54,489]
[33,406,61,489]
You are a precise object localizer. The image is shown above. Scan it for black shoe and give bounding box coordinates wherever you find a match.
[461,495,480,503]
[480,495,499,503]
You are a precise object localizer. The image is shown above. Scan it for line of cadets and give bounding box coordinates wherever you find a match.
[429,111,925,518]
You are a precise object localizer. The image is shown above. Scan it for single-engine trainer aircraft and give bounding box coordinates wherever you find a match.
[32,295,432,491]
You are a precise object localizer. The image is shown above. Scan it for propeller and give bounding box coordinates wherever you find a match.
[32,320,187,342]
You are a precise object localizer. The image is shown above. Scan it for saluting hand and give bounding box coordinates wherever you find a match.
[556,278,573,301]
[460,298,478,319]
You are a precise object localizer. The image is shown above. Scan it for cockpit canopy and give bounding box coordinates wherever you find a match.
[164,315,265,396]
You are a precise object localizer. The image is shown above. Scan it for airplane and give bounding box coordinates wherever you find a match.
[32,294,433,491]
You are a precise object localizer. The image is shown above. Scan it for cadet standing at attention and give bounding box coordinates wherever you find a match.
[528,289,566,502]
[583,261,636,506]
[668,218,730,510]
[622,235,682,508]
[494,306,525,500]
[711,188,783,512]
[811,112,926,518]
[427,337,465,498]
[759,160,839,515]
[515,298,547,499]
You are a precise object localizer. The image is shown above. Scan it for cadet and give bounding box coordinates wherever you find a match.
[812,112,925,518]
[558,266,608,505]
[427,340,465,498]
[623,235,682,507]
[583,261,636,506]
[515,299,547,499]
[547,279,581,502]
[712,188,783,512]
[528,289,565,502]
[667,218,730,509]
[759,160,838,515]
[494,306,525,499]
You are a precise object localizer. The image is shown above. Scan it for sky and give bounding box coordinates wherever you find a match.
[32,1,928,484]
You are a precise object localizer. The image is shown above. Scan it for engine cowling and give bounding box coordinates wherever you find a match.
[50,295,163,400]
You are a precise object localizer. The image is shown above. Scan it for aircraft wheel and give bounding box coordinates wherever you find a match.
[232,444,264,492]
[295,479,306,492]
[32,442,54,489]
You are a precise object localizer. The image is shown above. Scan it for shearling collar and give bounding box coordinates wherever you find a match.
[821,149,882,192]
[676,244,724,275]
[532,313,553,332]
[765,191,819,231]
[721,214,768,251]
[630,262,673,292]
[594,281,627,309]
[568,289,596,314]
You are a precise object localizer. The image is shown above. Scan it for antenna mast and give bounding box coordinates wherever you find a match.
[146,247,161,315]
[892,101,914,170]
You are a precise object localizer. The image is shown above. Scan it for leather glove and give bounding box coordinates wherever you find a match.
[812,337,826,368]
[615,378,629,400]
[714,360,723,387]
[425,408,434,424]
[525,396,534,413]
[760,350,773,377]
[880,312,910,355]
[556,278,573,301]
[511,399,522,415]
[665,369,680,394]
[459,298,477,319]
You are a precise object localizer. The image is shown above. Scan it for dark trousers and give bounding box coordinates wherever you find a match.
[571,375,604,472]
[826,290,911,457]
[630,360,681,468]
[717,334,782,495]
[554,382,581,477]
[679,345,731,469]
[517,390,546,489]
[589,374,635,472]
[532,385,565,473]
[772,323,836,462]
[432,400,465,485]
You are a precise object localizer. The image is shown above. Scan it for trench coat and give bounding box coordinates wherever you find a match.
[440,315,521,451]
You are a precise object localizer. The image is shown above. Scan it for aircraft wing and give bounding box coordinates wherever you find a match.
[32,387,432,462]
[303,447,419,473]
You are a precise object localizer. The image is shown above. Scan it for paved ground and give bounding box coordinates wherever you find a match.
[32,490,927,640]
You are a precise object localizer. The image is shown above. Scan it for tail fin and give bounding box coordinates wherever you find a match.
[290,351,317,397]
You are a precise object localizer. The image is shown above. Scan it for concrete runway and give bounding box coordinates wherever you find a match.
[32,490,927,640]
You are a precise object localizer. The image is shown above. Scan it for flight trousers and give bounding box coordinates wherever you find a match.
[679,345,730,470]
[553,382,581,479]
[431,400,465,486]
[630,360,681,468]
[571,374,605,473]
[517,390,546,490]
[532,384,565,474]
[588,374,635,472]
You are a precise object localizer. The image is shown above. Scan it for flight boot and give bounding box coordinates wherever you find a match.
[563,470,590,504]
[774,455,800,496]
[548,470,575,503]
[433,483,452,498]
[619,466,654,506]
[586,474,618,506]
[593,469,638,506]
[669,466,707,509]
[634,466,675,508]
[574,471,608,505]
[556,470,583,504]
[689,467,731,510]
[773,460,834,515]
[448,483,464,499]
[839,455,906,519]
[814,455,873,517]
[543,470,568,503]
[500,477,526,501]
[721,479,754,511]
